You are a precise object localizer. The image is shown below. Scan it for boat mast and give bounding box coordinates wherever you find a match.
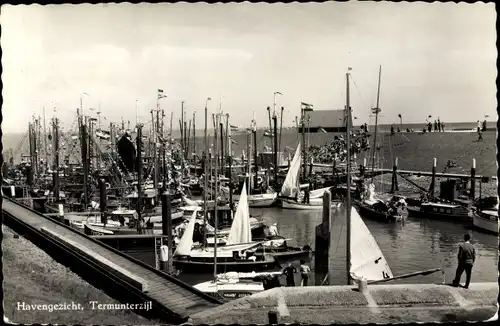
[346,69,352,285]
[371,65,382,174]
[203,97,210,249]
[43,106,48,172]
[226,113,233,210]
[213,103,221,280]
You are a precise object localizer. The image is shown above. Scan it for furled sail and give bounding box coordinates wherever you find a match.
[280,143,301,198]
[349,206,394,282]
[226,181,252,245]
[173,210,197,256]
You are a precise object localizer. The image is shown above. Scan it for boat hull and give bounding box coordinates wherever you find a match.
[280,198,341,210]
[472,214,498,234]
[354,201,405,223]
[173,256,278,273]
[407,206,470,223]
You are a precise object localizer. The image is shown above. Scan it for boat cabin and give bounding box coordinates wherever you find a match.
[420,202,470,218]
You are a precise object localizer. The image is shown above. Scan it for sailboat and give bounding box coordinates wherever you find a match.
[279,143,341,210]
[205,180,313,262]
[172,181,278,273]
[332,68,440,286]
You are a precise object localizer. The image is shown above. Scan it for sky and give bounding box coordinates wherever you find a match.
[1,2,497,134]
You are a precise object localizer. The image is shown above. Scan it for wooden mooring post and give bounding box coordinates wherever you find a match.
[99,178,107,226]
[430,158,437,198]
[315,190,331,285]
[470,158,476,200]
[161,192,173,273]
[390,157,399,193]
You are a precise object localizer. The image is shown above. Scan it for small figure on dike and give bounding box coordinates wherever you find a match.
[452,234,476,289]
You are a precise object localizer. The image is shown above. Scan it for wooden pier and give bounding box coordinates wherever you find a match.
[2,198,221,324]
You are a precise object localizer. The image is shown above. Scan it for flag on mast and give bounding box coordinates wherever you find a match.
[157,89,167,100]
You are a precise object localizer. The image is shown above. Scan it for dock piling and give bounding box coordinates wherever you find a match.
[53,171,60,202]
[314,190,331,285]
[161,192,173,273]
[430,158,437,198]
[99,178,107,225]
[471,158,476,200]
[390,157,399,193]
[58,203,64,223]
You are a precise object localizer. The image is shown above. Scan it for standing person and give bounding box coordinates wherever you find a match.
[437,118,442,132]
[482,119,487,132]
[282,263,297,287]
[268,222,279,237]
[433,120,438,132]
[441,121,445,132]
[477,120,481,133]
[452,234,476,289]
[300,260,311,286]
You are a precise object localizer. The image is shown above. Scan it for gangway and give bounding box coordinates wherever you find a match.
[2,198,221,324]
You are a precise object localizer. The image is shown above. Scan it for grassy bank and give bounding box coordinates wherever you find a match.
[2,226,154,324]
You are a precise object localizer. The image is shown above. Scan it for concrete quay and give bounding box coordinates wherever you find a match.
[188,282,498,324]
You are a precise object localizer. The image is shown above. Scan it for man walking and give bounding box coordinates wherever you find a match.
[282,263,297,287]
[300,260,311,286]
[452,234,476,289]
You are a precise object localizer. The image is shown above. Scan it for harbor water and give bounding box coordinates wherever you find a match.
[177,206,498,286]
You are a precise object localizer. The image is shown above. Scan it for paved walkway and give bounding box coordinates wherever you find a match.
[189,282,498,324]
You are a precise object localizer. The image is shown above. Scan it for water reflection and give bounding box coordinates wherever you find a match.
[178,206,497,286]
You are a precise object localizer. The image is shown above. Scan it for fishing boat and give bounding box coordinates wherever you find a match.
[472,208,498,234]
[406,202,472,223]
[354,183,406,223]
[193,271,282,301]
[279,143,341,210]
[172,184,278,273]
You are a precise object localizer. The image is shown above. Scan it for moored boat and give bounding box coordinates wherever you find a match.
[193,271,282,301]
[472,209,498,234]
[172,187,280,273]
[407,202,472,223]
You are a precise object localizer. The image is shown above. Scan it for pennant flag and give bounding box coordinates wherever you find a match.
[398,114,402,119]
[485,115,490,118]
[275,91,282,95]
[301,102,314,111]
[158,89,167,99]
[348,67,353,71]
[230,124,239,130]
[428,115,432,118]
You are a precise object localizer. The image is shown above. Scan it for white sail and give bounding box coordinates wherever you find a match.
[173,210,197,256]
[349,206,394,282]
[226,181,252,245]
[310,186,331,199]
[280,143,301,198]
[183,196,200,207]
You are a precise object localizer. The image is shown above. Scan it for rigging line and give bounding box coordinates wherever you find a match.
[351,76,369,112]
